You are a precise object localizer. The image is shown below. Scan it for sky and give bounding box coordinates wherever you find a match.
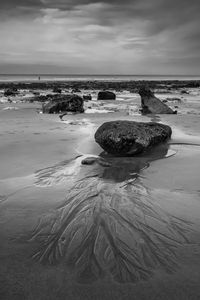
[0,0,200,75]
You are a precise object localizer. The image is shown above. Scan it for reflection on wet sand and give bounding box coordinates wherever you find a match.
[31,145,193,284]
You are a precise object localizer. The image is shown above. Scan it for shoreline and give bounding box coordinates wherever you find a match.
[1,83,200,299]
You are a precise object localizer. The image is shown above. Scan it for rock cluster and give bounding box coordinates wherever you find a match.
[95,120,172,156]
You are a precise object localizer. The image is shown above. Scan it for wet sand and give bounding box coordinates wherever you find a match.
[0,89,200,299]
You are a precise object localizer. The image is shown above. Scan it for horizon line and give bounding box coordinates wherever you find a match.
[0,74,200,77]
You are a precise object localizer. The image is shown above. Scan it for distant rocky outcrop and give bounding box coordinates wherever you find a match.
[4,88,18,97]
[97,91,116,100]
[95,120,172,156]
[139,86,176,114]
[42,94,84,114]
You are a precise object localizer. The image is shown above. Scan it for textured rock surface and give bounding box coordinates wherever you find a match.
[4,88,18,97]
[42,94,84,114]
[139,86,176,114]
[97,91,116,100]
[95,120,172,156]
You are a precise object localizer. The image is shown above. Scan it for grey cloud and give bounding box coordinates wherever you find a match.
[0,0,200,74]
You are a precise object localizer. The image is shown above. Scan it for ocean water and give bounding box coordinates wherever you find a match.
[0,74,200,82]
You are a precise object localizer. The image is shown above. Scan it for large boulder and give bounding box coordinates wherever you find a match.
[139,86,176,114]
[95,120,172,156]
[97,91,116,100]
[42,94,84,114]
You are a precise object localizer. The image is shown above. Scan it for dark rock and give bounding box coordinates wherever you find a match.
[97,91,116,100]
[139,86,175,114]
[81,156,112,167]
[95,120,172,156]
[53,87,62,93]
[83,94,92,100]
[32,91,40,96]
[81,157,97,165]
[181,90,189,94]
[42,94,84,114]
[4,88,18,97]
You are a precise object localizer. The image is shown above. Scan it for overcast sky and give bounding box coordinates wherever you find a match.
[0,0,199,74]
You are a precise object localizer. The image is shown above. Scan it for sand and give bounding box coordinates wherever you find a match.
[0,87,200,300]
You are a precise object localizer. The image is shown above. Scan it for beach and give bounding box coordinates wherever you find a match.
[0,80,200,299]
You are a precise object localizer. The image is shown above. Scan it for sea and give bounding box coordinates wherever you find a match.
[0,74,200,82]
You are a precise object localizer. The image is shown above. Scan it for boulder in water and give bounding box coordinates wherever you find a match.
[139,86,176,114]
[95,120,172,156]
[42,94,84,114]
[97,91,116,100]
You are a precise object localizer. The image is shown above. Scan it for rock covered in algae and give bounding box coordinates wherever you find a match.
[95,120,172,156]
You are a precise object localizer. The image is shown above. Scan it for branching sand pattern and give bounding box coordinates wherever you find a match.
[31,172,193,284]
[34,153,101,187]
[34,157,81,187]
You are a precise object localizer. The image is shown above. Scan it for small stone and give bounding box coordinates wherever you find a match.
[81,157,97,165]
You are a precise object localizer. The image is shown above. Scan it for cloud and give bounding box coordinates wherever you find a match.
[0,0,200,74]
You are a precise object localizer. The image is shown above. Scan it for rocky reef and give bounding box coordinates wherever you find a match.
[4,87,18,97]
[95,120,172,156]
[1,79,200,92]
